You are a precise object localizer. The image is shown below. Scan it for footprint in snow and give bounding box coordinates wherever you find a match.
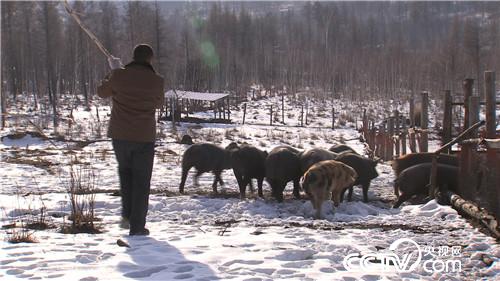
[189,250,204,255]
[273,249,316,261]
[76,254,98,264]
[98,252,115,260]
[79,277,98,281]
[6,268,24,275]
[47,273,65,278]
[222,259,264,267]
[281,260,315,268]
[319,267,336,273]
[17,257,39,262]
[274,269,297,275]
[173,265,194,273]
[174,273,195,279]
[7,251,35,257]
[123,265,168,278]
[0,259,16,265]
[251,268,276,275]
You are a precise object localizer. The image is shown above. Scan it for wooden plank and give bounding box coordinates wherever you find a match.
[463,78,474,130]
[484,71,496,138]
[434,120,485,154]
[451,101,500,106]
[443,90,452,147]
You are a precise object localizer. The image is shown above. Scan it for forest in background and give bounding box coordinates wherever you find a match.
[2,1,500,114]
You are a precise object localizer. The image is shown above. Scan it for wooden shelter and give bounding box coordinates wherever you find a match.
[164,90,231,123]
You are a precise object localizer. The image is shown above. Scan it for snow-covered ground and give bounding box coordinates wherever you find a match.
[1,95,499,280]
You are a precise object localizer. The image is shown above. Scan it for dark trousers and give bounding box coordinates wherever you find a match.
[112,139,155,233]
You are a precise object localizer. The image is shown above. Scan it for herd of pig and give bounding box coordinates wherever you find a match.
[177,141,459,218]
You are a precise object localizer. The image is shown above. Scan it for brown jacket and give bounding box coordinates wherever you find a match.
[97,62,164,142]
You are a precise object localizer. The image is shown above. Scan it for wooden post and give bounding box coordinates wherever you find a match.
[171,98,176,126]
[281,95,285,124]
[394,110,400,157]
[305,99,308,125]
[484,71,496,138]
[386,117,394,160]
[370,121,376,152]
[331,107,335,130]
[401,116,407,155]
[165,98,169,118]
[420,91,429,152]
[222,100,226,120]
[300,105,304,127]
[213,102,216,119]
[270,105,273,126]
[443,90,452,148]
[380,124,387,160]
[409,129,416,153]
[463,78,474,130]
[362,109,368,136]
[181,98,184,119]
[227,98,230,121]
[409,97,415,127]
[242,103,247,125]
[468,96,480,136]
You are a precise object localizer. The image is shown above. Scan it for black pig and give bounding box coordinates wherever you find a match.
[392,153,458,197]
[329,144,359,155]
[299,148,339,174]
[393,163,458,208]
[265,146,302,202]
[179,143,233,194]
[335,153,379,202]
[229,144,268,199]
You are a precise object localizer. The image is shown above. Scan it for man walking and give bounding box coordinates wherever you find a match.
[97,44,164,235]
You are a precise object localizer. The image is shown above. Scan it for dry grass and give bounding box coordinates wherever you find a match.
[61,157,102,234]
[6,229,38,243]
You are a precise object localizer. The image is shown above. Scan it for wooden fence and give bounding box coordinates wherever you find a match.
[362,92,430,161]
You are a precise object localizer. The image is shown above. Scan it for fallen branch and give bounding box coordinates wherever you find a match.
[442,191,500,239]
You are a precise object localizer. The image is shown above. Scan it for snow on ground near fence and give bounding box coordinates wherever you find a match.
[1,96,499,280]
